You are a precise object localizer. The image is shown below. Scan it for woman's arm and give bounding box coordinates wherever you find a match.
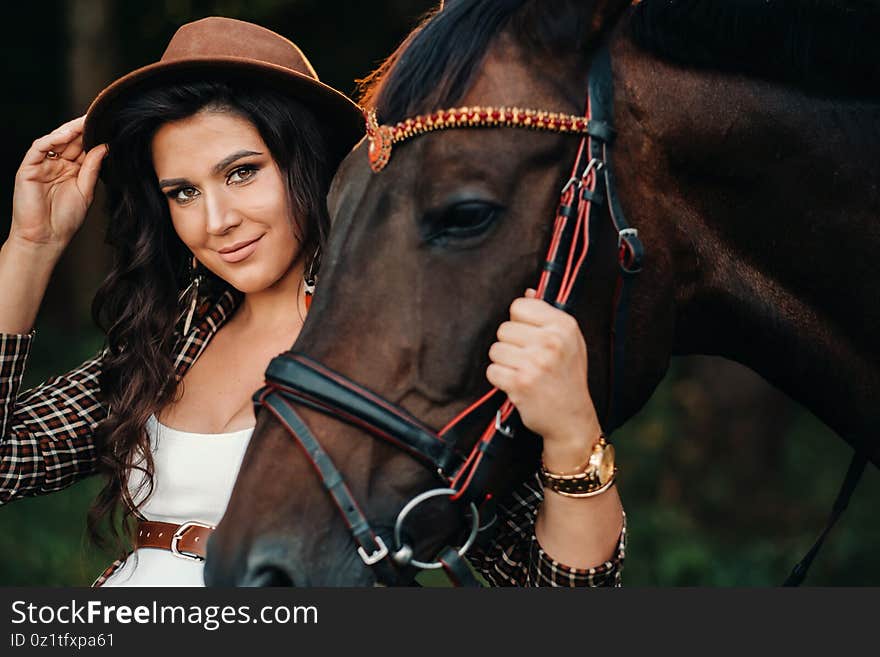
[1,114,106,334]
[466,474,624,586]
[0,116,110,504]
[477,288,625,584]
[0,338,107,504]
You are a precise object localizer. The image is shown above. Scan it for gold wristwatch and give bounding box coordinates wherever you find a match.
[540,435,617,498]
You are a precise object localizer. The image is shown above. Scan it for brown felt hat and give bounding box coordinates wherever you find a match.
[83,16,365,167]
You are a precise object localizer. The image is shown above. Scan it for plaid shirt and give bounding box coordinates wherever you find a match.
[0,289,624,586]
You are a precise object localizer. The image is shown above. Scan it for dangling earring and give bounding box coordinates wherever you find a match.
[303,246,320,311]
[179,255,202,334]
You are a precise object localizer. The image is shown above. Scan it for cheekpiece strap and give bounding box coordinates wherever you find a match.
[260,390,399,585]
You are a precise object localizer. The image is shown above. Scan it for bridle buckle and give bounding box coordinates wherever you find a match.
[618,227,639,248]
[357,536,389,566]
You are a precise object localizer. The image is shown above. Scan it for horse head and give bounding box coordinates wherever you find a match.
[205,0,880,586]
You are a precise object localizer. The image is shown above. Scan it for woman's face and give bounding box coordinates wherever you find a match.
[152,109,302,294]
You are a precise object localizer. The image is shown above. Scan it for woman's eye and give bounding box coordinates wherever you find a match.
[425,201,502,244]
[227,165,258,184]
[169,187,199,204]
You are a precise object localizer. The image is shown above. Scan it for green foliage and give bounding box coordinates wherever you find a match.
[0,324,116,586]
[614,361,880,586]
[0,478,112,586]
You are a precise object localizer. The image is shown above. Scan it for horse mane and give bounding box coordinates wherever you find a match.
[358,0,594,123]
[360,0,880,123]
[630,0,880,98]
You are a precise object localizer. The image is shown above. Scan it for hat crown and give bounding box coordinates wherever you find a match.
[161,17,318,80]
[83,16,364,161]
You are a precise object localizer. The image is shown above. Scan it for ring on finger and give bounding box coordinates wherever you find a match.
[46,150,60,160]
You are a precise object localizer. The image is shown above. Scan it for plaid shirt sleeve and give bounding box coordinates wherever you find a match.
[467,472,626,586]
[0,331,107,505]
[0,289,238,511]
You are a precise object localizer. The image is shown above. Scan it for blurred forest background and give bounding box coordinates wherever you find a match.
[1,0,877,586]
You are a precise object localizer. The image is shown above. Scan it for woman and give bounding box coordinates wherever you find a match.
[0,16,624,586]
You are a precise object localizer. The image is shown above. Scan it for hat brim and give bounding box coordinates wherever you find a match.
[83,56,366,170]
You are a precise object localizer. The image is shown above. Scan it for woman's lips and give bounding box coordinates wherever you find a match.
[218,235,262,263]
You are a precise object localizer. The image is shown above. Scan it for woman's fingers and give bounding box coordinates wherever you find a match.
[22,131,77,167]
[509,296,560,326]
[496,319,543,347]
[54,115,86,133]
[59,133,85,162]
[76,144,109,205]
[488,340,525,368]
[20,118,86,167]
[486,362,517,392]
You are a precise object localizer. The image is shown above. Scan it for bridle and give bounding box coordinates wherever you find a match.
[253,47,641,586]
[252,43,859,586]
[252,44,641,587]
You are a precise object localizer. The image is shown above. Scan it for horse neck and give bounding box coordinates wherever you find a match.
[613,36,880,454]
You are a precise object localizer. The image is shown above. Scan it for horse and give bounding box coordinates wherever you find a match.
[204,0,880,586]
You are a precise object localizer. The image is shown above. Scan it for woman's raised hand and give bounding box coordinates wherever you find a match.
[11,116,108,256]
[487,288,603,472]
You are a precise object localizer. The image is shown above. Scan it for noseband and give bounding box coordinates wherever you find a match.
[254,47,642,586]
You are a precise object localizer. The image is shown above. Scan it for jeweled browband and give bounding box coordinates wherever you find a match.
[365,107,592,172]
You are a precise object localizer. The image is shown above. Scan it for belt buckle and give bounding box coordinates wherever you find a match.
[170,521,214,561]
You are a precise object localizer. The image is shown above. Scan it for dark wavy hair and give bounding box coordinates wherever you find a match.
[87,78,332,554]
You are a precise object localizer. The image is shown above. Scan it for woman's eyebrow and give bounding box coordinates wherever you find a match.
[212,149,263,174]
[158,177,188,189]
[158,149,264,188]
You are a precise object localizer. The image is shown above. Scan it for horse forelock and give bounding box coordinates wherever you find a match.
[630,0,880,99]
[358,0,527,122]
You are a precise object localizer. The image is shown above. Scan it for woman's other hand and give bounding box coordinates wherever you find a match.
[486,288,603,472]
[11,116,108,257]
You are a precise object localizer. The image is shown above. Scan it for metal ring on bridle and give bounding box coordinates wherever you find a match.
[393,487,480,570]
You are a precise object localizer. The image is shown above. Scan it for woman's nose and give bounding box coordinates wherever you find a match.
[204,194,243,235]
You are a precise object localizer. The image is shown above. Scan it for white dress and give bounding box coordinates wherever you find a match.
[100,414,253,587]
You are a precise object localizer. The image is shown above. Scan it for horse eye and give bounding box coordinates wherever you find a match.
[425,201,502,244]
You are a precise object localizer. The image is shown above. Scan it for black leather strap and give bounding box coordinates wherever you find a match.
[438,546,483,587]
[559,203,578,219]
[588,45,644,428]
[783,450,868,585]
[266,353,462,475]
[262,391,399,585]
[581,187,605,204]
[587,118,616,144]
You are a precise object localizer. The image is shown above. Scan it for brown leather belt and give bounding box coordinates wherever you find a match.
[136,520,214,561]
